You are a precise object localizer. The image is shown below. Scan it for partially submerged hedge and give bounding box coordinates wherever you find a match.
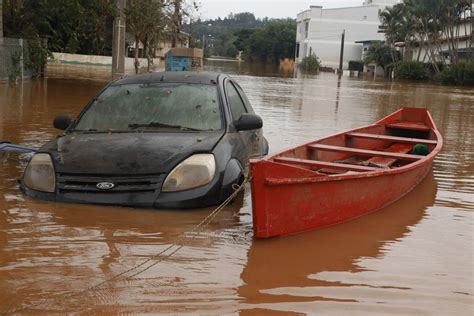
[393,60,474,86]
[349,60,364,72]
[300,54,321,72]
[395,61,429,80]
[438,62,474,86]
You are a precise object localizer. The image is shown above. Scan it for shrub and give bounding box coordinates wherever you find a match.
[8,52,22,82]
[300,53,320,72]
[395,61,429,80]
[438,62,474,86]
[349,60,364,72]
[438,67,457,85]
[26,39,52,78]
[427,62,444,76]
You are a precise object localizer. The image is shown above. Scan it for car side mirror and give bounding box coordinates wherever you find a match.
[234,113,263,131]
[53,114,73,130]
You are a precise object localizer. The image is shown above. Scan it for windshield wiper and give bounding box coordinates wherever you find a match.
[128,122,202,131]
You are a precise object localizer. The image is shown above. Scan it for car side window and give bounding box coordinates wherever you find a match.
[234,83,255,114]
[226,81,247,121]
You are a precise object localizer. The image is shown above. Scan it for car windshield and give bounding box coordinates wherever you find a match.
[74,83,222,132]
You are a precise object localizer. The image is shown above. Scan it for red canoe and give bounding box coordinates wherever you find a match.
[250,108,442,238]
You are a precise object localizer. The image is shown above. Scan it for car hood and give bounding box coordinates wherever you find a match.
[40,131,224,175]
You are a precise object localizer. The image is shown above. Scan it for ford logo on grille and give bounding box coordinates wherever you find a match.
[96,182,115,190]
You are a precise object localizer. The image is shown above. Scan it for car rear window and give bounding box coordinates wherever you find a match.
[75,83,222,131]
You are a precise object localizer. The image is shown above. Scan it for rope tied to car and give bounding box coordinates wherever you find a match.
[2,173,251,315]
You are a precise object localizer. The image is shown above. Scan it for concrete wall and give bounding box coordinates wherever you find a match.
[48,52,165,80]
[296,1,398,69]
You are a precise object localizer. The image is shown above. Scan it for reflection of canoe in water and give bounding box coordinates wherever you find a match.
[240,172,437,303]
[250,108,443,238]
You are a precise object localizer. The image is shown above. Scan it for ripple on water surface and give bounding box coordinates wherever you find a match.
[0,65,473,314]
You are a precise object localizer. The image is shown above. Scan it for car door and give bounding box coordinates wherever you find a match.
[225,80,262,162]
[233,82,266,156]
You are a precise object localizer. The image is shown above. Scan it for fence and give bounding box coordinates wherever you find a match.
[0,37,32,82]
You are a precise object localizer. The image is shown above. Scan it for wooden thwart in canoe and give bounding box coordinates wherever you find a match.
[250,108,443,238]
[274,157,380,172]
[308,143,423,161]
[346,132,437,145]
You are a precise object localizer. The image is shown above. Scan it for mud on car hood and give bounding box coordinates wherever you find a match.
[40,131,224,175]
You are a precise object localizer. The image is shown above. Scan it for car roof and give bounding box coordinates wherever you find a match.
[112,71,227,86]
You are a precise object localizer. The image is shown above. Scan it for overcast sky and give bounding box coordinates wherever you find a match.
[197,0,366,20]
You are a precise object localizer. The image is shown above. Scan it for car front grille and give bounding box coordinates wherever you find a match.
[57,173,165,194]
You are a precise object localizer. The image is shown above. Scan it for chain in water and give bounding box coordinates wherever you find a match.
[2,176,250,315]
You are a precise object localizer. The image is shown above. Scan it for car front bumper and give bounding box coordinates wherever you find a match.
[21,172,233,209]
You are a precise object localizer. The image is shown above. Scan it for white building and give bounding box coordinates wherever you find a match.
[296,0,398,69]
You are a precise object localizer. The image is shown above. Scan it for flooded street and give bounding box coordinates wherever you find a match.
[0,62,473,314]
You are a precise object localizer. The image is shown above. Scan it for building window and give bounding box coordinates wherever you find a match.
[363,16,367,20]
[295,43,300,58]
[309,47,312,56]
[305,21,309,38]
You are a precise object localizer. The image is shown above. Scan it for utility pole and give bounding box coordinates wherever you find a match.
[0,0,3,39]
[112,0,126,78]
[202,34,205,55]
[171,0,181,48]
[338,29,345,74]
[470,0,473,61]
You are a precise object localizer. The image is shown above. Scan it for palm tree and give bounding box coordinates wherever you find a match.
[363,41,395,72]
[441,0,472,66]
[379,3,415,64]
[404,0,471,70]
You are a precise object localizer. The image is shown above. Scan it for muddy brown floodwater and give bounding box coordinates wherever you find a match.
[0,61,473,315]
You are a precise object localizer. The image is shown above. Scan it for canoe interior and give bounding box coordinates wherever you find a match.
[270,108,438,175]
[250,108,442,239]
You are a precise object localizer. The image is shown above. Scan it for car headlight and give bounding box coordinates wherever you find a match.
[162,154,216,192]
[23,153,56,193]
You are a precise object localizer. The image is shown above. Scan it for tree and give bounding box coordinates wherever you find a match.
[78,0,116,55]
[234,29,255,52]
[3,0,115,55]
[168,0,181,47]
[3,0,54,77]
[213,31,236,57]
[382,0,472,73]
[363,42,396,70]
[243,19,296,64]
[379,3,415,64]
[125,0,166,73]
[184,11,265,56]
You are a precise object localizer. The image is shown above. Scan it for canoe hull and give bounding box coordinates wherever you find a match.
[251,158,433,238]
[250,108,442,238]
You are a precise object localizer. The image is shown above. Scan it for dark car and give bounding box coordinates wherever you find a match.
[21,72,268,208]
